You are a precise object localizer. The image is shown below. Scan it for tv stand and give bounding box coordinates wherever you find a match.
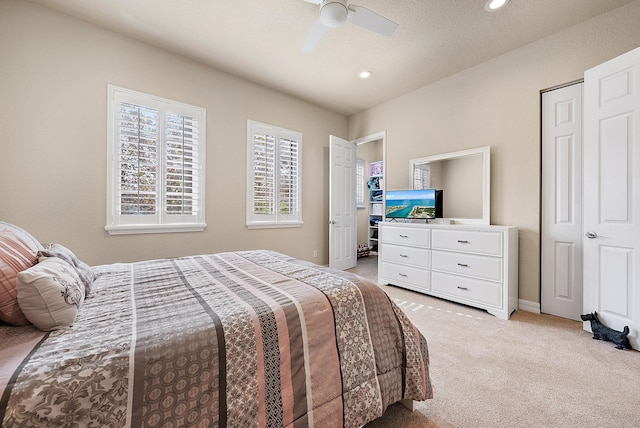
[378,222,518,319]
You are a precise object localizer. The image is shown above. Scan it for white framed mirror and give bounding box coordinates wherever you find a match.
[410,146,490,225]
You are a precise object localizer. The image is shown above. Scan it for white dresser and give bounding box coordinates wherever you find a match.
[378,222,518,320]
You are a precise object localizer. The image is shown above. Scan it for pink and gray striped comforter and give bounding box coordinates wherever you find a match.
[0,250,432,427]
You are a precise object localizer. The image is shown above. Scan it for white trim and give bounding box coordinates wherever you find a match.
[246,120,302,229]
[106,85,206,234]
[106,223,207,235]
[409,146,490,225]
[517,299,541,314]
[353,131,386,146]
[245,221,303,230]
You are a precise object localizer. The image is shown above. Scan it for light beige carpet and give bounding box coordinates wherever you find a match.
[349,257,640,428]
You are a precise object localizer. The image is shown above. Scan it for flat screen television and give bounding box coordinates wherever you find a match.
[385,189,436,219]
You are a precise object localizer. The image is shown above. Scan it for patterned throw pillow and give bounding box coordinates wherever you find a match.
[0,221,43,325]
[38,243,95,296]
[17,256,85,331]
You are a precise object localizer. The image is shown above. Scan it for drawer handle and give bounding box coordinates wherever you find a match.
[400,254,409,258]
[398,273,408,277]
[457,286,468,291]
[457,263,469,267]
[399,234,409,238]
[457,240,469,244]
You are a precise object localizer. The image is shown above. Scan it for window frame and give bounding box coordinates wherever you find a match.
[106,85,206,235]
[246,120,303,229]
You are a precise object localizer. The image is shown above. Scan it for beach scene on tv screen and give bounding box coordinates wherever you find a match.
[385,189,436,219]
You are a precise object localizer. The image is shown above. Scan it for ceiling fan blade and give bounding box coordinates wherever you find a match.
[347,5,398,37]
[301,19,328,53]
[303,0,322,4]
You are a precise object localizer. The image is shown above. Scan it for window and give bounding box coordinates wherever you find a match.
[414,164,431,190]
[106,85,206,235]
[246,120,302,229]
[356,158,365,209]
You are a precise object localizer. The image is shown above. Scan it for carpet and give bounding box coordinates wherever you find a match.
[353,260,640,427]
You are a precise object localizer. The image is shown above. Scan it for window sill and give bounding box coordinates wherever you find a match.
[246,221,303,230]
[105,223,207,235]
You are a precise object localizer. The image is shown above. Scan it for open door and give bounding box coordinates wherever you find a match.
[329,135,356,270]
[583,47,640,349]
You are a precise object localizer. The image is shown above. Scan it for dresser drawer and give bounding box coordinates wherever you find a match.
[431,271,502,308]
[431,251,502,282]
[381,244,430,269]
[431,229,502,256]
[380,262,430,290]
[380,225,430,247]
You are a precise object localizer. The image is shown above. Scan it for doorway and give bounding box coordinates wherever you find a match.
[355,132,386,273]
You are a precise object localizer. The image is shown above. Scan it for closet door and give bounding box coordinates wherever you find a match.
[541,83,583,321]
[583,47,640,349]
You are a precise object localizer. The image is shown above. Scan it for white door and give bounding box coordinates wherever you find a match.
[584,47,640,349]
[329,135,356,270]
[541,83,583,320]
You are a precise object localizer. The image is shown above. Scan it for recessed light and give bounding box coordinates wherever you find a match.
[358,70,372,79]
[485,0,509,11]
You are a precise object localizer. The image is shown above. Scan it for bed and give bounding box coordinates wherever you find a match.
[0,222,432,427]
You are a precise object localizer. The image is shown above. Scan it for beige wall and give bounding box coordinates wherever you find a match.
[349,1,640,304]
[3,0,640,306]
[0,0,347,266]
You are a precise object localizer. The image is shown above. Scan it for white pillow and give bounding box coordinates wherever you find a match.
[16,256,85,331]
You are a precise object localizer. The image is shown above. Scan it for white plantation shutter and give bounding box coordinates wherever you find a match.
[118,103,158,216]
[414,164,431,190]
[356,158,365,208]
[278,136,299,216]
[106,85,206,234]
[164,112,201,217]
[247,121,302,228]
[252,131,276,215]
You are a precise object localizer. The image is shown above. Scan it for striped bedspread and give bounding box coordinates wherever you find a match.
[0,250,432,427]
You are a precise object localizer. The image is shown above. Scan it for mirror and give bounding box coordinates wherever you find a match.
[409,146,490,225]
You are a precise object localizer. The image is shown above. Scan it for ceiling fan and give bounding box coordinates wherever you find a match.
[301,0,398,53]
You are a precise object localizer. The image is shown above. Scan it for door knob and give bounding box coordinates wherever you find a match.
[329,220,336,225]
[585,231,598,239]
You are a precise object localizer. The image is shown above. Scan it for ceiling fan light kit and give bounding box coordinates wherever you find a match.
[320,0,348,27]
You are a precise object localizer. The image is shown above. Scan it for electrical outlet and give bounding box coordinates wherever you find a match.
[313,250,318,258]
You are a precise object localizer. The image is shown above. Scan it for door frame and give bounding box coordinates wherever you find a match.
[355,131,387,254]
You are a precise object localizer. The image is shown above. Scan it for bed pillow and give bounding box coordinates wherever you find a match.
[38,243,95,296]
[16,256,85,331]
[0,221,43,326]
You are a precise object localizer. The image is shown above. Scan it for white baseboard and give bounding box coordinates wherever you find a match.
[518,299,540,314]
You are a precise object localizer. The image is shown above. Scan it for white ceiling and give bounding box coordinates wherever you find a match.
[27,0,636,115]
